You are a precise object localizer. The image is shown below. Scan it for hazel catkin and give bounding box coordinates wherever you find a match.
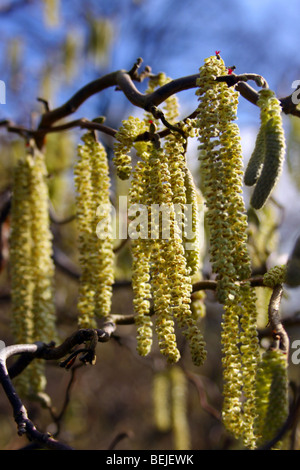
[74,132,114,328]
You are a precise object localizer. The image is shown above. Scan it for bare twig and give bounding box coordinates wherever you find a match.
[0,344,74,449]
[267,284,289,355]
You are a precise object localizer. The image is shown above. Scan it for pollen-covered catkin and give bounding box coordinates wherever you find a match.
[150,142,206,366]
[244,124,266,186]
[27,150,57,393]
[10,157,34,396]
[113,116,147,180]
[194,54,260,447]
[255,349,289,448]
[247,89,286,210]
[129,140,153,356]
[10,157,34,347]
[74,132,114,328]
[126,81,206,365]
[29,150,56,345]
[183,168,203,276]
[10,148,56,396]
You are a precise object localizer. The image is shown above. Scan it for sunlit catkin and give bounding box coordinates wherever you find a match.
[113,116,147,180]
[244,124,266,187]
[129,140,153,356]
[10,148,56,395]
[149,143,206,366]
[10,157,34,396]
[195,54,260,447]
[255,349,289,448]
[74,132,114,328]
[246,89,286,210]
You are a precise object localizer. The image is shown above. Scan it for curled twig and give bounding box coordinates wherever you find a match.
[268,284,289,355]
[0,344,74,449]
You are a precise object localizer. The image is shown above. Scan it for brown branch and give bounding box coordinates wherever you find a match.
[1,59,299,148]
[0,344,74,449]
[267,284,289,355]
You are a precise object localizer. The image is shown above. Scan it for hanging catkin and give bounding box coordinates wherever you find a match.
[255,349,289,448]
[194,54,260,447]
[129,139,153,357]
[245,88,286,210]
[10,147,56,396]
[125,108,206,365]
[74,132,114,328]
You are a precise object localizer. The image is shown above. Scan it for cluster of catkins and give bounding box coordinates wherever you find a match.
[116,74,206,367]
[9,54,289,449]
[194,54,288,448]
[74,132,114,328]
[10,148,56,397]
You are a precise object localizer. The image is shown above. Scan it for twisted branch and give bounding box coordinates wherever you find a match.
[1,57,299,148]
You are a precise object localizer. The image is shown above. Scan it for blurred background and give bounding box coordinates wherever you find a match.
[1,0,300,450]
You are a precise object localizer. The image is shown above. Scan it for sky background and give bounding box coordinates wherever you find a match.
[1,0,300,123]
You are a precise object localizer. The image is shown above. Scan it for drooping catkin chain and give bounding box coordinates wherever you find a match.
[10,148,56,396]
[124,109,206,365]
[129,140,153,357]
[113,116,147,180]
[74,132,114,328]
[244,89,286,210]
[194,54,260,447]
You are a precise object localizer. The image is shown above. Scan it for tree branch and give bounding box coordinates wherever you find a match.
[0,344,74,449]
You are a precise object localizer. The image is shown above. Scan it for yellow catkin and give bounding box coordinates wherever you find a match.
[255,349,289,449]
[74,132,114,328]
[183,168,203,276]
[10,157,34,397]
[246,89,286,210]
[113,116,147,180]
[126,80,206,365]
[152,370,172,433]
[149,143,206,365]
[194,54,260,447]
[148,145,181,363]
[10,148,56,396]
[10,158,34,346]
[27,150,56,393]
[244,124,266,186]
[170,366,191,450]
[129,140,153,356]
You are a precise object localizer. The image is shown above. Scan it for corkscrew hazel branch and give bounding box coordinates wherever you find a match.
[3,57,300,148]
[267,284,289,356]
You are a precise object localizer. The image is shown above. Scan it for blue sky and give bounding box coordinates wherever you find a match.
[1,0,300,125]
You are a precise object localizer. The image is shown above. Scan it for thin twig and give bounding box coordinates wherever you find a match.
[0,344,74,449]
[267,284,289,355]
